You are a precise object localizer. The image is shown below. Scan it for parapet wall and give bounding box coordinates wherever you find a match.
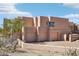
[20,17,34,27]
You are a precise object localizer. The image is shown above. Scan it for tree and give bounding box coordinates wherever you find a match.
[3,17,23,38]
[10,17,23,39]
[0,28,3,34]
[12,18,22,33]
[3,18,11,36]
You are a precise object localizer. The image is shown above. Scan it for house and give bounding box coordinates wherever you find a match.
[19,16,72,43]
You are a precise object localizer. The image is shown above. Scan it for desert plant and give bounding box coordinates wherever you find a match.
[65,48,78,56]
[0,36,18,53]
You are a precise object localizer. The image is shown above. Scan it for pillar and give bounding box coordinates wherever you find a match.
[37,16,40,35]
[69,34,72,42]
[21,26,24,48]
[64,34,67,41]
[33,17,36,27]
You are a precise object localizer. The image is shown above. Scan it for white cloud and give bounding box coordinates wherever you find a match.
[0,3,32,17]
[0,3,32,27]
[63,3,79,8]
[63,14,79,24]
[64,14,79,19]
[62,3,79,24]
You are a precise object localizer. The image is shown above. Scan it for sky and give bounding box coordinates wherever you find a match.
[0,3,79,27]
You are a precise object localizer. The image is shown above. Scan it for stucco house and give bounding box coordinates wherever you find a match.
[18,16,73,43]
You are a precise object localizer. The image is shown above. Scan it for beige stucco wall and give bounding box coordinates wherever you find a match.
[23,27,37,42]
[20,17,34,27]
[48,17,71,41]
[37,27,48,41]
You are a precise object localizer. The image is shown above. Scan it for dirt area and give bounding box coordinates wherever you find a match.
[8,40,79,56]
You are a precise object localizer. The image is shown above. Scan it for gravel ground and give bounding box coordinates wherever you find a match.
[1,40,79,56]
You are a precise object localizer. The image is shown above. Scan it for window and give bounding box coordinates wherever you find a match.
[48,22,54,27]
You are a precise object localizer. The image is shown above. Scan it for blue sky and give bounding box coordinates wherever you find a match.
[0,3,79,27]
[15,3,79,16]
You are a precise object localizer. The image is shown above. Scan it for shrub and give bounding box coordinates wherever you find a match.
[0,36,18,55]
[65,48,78,56]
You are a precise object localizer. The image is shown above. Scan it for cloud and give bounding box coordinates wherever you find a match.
[63,13,79,24]
[63,3,79,8]
[0,3,32,17]
[64,14,79,19]
[62,3,79,24]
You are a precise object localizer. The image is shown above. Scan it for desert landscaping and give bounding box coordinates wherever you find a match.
[5,41,79,56]
[13,40,79,56]
[0,16,79,56]
[0,38,79,56]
